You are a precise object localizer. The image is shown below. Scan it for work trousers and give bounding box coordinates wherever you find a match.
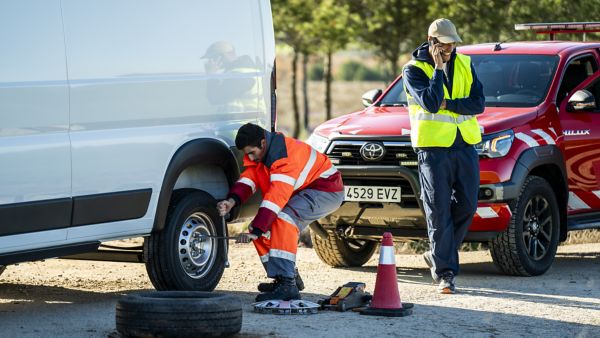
[417,146,479,277]
[253,189,344,278]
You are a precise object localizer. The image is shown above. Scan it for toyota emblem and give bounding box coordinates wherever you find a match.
[360,143,386,161]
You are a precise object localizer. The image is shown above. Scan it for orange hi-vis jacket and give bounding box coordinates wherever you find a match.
[228,131,343,235]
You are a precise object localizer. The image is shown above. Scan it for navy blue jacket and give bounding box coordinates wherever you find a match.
[403,42,485,116]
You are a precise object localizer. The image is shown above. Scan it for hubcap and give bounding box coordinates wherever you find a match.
[522,195,553,261]
[178,212,218,278]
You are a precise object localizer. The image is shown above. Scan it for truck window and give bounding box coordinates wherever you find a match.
[471,54,558,108]
[557,55,598,105]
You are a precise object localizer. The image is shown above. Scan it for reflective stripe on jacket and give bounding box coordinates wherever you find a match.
[404,53,482,147]
[228,131,343,233]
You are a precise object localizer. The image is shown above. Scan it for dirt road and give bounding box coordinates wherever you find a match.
[1,243,599,337]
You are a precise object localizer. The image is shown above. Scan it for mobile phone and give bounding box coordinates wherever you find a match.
[430,37,440,46]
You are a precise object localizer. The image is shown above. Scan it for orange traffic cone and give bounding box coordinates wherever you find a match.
[360,232,413,317]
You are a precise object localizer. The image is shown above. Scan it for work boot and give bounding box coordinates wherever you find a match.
[437,272,456,294]
[423,251,441,283]
[255,277,301,302]
[257,268,305,292]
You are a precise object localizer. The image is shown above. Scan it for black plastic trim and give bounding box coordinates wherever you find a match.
[153,139,240,231]
[0,189,152,237]
[0,198,72,236]
[480,145,567,202]
[0,242,99,266]
[72,189,151,226]
[330,135,411,141]
[567,211,600,230]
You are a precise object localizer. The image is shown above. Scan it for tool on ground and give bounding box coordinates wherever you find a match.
[253,299,320,315]
[319,282,372,312]
[360,232,413,317]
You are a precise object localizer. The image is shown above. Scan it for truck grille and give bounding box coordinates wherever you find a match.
[326,141,418,167]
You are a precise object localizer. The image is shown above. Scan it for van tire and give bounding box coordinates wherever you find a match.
[116,291,242,337]
[145,190,226,291]
[490,176,560,276]
[311,230,377,267]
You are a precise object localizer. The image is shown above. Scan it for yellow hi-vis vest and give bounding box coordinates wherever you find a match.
[403,54,482,147]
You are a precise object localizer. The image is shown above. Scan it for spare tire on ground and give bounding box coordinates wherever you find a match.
[116,291,242,337]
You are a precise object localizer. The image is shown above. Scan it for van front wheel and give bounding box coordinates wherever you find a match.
[144,190,226,291]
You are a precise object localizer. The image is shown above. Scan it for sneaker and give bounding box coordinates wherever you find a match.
[437,272,456,294]
[257,269,305,292]
[255,277,301,302]
[423,251,441,283]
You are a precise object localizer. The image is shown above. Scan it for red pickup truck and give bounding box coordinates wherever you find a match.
[306,24,600,276]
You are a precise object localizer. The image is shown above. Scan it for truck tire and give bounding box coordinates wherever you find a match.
[311,230,377,267]
[116,291,242,337]
[145,190,226,291]
[490,176,560,276]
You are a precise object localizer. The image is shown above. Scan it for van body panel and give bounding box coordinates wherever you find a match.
[0,0,275,287]
[0,1,71,206]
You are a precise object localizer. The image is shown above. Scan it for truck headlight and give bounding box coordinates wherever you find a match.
[306,132,330,153]
[475,130,514,158]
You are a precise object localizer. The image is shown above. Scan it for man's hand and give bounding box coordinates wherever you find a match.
[432,45,444,70]
[440,99,447,110]
[235,224,260,243]
[236,232,258,243]
[217,198,236,217]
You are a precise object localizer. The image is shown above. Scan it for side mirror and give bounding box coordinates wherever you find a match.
[361,89,382,107]
[567,89,596,112]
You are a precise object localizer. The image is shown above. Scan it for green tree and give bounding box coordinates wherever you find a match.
[312,0,360,120]
[271,0,316,137]
[348,0,429,81]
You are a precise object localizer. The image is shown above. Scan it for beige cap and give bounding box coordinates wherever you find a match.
[428,18,462,43]
[201,41,235,59]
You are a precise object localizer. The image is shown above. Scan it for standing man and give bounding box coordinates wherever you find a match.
[403,18,484,294]
[217,123,344,301]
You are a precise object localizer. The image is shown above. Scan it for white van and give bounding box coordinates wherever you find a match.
[0,0,275,291]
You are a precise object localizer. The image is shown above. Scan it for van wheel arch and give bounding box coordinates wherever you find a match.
[153,139,240,232]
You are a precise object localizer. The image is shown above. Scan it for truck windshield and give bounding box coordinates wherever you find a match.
[378,54,558,108]
[471,54,558,107]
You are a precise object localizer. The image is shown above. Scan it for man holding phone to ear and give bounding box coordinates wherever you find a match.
[403,18,484,294]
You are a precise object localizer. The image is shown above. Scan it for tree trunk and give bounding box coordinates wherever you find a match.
[302,52,310,131]
[292,51,300,138]
[389,56,399,84]
[325,50,333,121]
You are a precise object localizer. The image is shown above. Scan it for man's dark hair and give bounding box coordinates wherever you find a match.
[235,123,266,149]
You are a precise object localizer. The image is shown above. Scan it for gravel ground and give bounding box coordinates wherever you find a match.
[0,243,599,337]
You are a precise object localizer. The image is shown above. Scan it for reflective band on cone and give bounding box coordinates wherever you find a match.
[360,232,413,317]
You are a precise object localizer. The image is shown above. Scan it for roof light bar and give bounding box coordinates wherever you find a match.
[515,22,600,41]
[515,22,600,31]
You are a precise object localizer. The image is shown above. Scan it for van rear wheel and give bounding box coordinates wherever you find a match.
[490,176,560,276]
[144,190,226,291]
[311,230,377,267]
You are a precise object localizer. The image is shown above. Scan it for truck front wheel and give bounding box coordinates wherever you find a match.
[490,176,560,276]
[311,230,377,267]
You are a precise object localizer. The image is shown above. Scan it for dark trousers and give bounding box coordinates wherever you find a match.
[417,146,479,277]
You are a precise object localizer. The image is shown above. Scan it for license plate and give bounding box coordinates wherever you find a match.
[344,186,401,202]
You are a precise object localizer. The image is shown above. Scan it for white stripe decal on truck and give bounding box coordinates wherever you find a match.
[515,132,539,147]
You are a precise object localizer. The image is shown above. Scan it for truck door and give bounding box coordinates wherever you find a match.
[559,68,600,214]
[0,1,71,247]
